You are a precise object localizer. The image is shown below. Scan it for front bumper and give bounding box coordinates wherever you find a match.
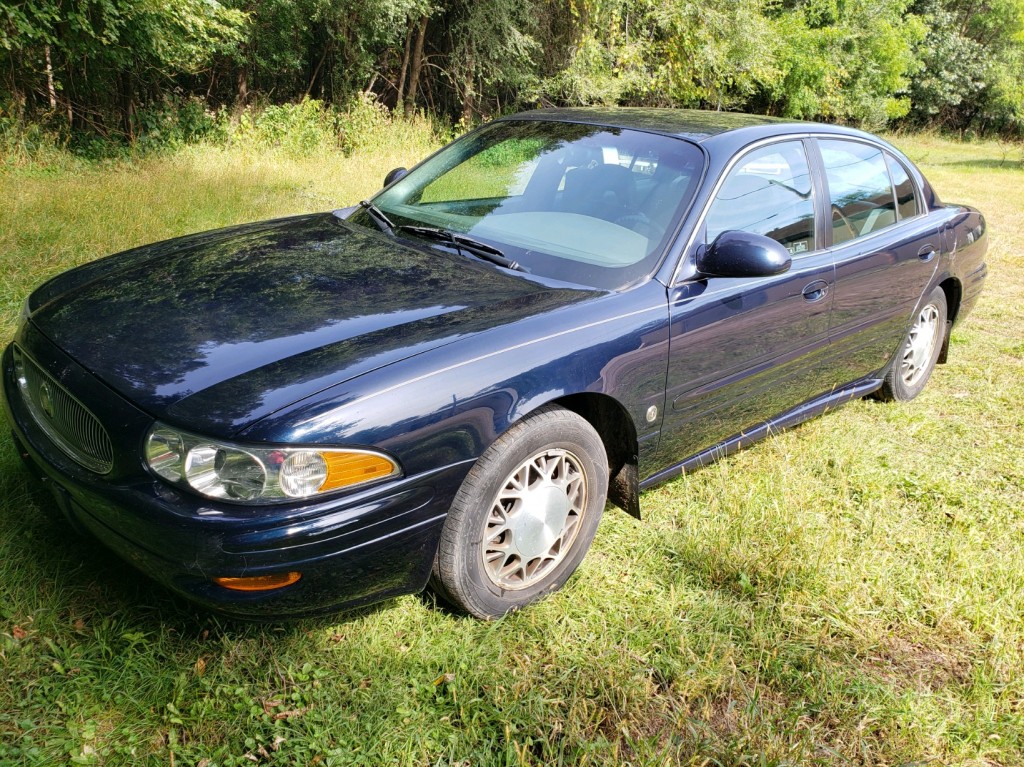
[3,338,468,619]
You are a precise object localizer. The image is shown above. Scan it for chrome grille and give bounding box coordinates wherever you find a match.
[13,347,114,474]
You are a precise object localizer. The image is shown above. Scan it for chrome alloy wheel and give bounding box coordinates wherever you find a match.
[482,448,588,590]
[900,302,941,387]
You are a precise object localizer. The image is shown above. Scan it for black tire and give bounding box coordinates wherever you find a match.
[878,286,948,402]
[429,405,609,619]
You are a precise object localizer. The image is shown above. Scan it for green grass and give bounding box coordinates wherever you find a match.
[1,129,1022,766]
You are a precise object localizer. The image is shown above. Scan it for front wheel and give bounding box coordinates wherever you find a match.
[429,405,608,619]
[878,286,948,402]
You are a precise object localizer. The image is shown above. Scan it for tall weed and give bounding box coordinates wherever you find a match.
[0,109,74,171]
[0,98,446,169]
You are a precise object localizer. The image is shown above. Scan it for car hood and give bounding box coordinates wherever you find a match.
[29,213,595,436]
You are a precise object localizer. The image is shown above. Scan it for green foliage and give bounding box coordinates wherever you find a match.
[4,0,1024,146]
[649,0,781,109]
[534,0,928,128]
[537,0,782,110]
[222,0,429,102]
[985,44,1024,134]
[229,99,340,156]
[908,0,995,129]
[333,93,445,156]
[133,98,231,151]
[767,0,925,128]
[0,110,64,168]
[907,0,1024,133]
[0,0,243,144]
[444,0,543,117]
[541,32,636,106]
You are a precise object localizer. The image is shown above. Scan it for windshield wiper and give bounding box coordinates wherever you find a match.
[398,225,522,271]
[359,200,396,235]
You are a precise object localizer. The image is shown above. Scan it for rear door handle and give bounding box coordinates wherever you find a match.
[918,244,938,262]
[801,280,829,302]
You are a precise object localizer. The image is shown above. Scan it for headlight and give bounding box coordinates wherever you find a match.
[11,346,28,389]
[145,423,401,504]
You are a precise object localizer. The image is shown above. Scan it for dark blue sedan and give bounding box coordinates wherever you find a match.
[2,109,988,619]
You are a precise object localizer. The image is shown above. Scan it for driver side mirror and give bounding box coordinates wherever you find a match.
[383,167,408,187]
[697,230,792,278]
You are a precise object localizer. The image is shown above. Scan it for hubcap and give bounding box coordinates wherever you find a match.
[482,449,587,590]
[900,302,940,387]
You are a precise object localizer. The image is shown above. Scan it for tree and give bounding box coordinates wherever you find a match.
[1,0,243,137]
[908,0,1024,132]
[764,0,925,127]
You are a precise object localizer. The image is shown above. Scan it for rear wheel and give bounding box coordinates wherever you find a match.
[430,405,608,619]
[878,286,948,402]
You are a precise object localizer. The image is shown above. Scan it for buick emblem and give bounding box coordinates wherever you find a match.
[38,380,54,420]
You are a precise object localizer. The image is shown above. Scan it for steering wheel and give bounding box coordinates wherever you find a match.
[832,204,857,243]
[614,212,663,241]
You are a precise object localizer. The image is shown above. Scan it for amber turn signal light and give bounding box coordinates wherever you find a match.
[320,451,398,491]
[213,572,302,592]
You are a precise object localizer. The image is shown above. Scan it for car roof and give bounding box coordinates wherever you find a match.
[502,107,867,145]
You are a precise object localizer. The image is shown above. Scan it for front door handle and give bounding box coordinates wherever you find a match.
[801,280,830,302]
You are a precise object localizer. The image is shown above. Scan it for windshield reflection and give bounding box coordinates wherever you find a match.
[352,120,704,290]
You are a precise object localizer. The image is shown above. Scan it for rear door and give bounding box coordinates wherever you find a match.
[812,138,941,385]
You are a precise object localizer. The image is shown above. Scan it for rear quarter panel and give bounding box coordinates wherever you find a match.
[939,205,988,324]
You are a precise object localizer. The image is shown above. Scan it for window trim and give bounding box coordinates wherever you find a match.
[884,150,923,221]
[671,134,823,286]
[808,136,926,250]
[669,132,928,286]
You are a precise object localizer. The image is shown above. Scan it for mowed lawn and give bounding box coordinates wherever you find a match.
[0,131,1021,767]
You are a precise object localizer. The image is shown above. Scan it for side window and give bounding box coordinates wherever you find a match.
[886,153,919,220]
[705,141,815,256]
[820,139,898,245]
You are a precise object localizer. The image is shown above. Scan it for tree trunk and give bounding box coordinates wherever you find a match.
[461,50,475,124]
[395,19,414,109]
[363,71,379,95]
[44,45,57,109]
[305,40,330,99]
[404,15,428,117]
[237,65,248,106]
[120,73,136,141]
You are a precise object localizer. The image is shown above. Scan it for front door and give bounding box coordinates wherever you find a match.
[658,139,835,466]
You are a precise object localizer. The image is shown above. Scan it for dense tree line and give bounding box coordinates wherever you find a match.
[2,0,1023,143]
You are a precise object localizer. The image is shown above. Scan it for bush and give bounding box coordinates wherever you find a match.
[0,95,447,171]
[0,109,73,171]
[227,99,340,156]
[336,94,448,157]
[133,97,230,151]
[220,97,444,158]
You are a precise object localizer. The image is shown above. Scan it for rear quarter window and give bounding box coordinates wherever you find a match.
[885,153,920,220]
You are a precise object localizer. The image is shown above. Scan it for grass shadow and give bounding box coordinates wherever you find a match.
[929,157,1023,171]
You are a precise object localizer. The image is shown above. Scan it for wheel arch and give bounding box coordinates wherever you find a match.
[546,392,642,519]
[937,276,962,364]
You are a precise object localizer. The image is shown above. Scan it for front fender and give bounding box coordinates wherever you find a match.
[240,282,672,481]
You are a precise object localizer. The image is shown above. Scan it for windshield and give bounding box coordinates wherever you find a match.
[350,119,704,290]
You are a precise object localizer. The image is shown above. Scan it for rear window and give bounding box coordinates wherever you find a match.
[819,139,898,246]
